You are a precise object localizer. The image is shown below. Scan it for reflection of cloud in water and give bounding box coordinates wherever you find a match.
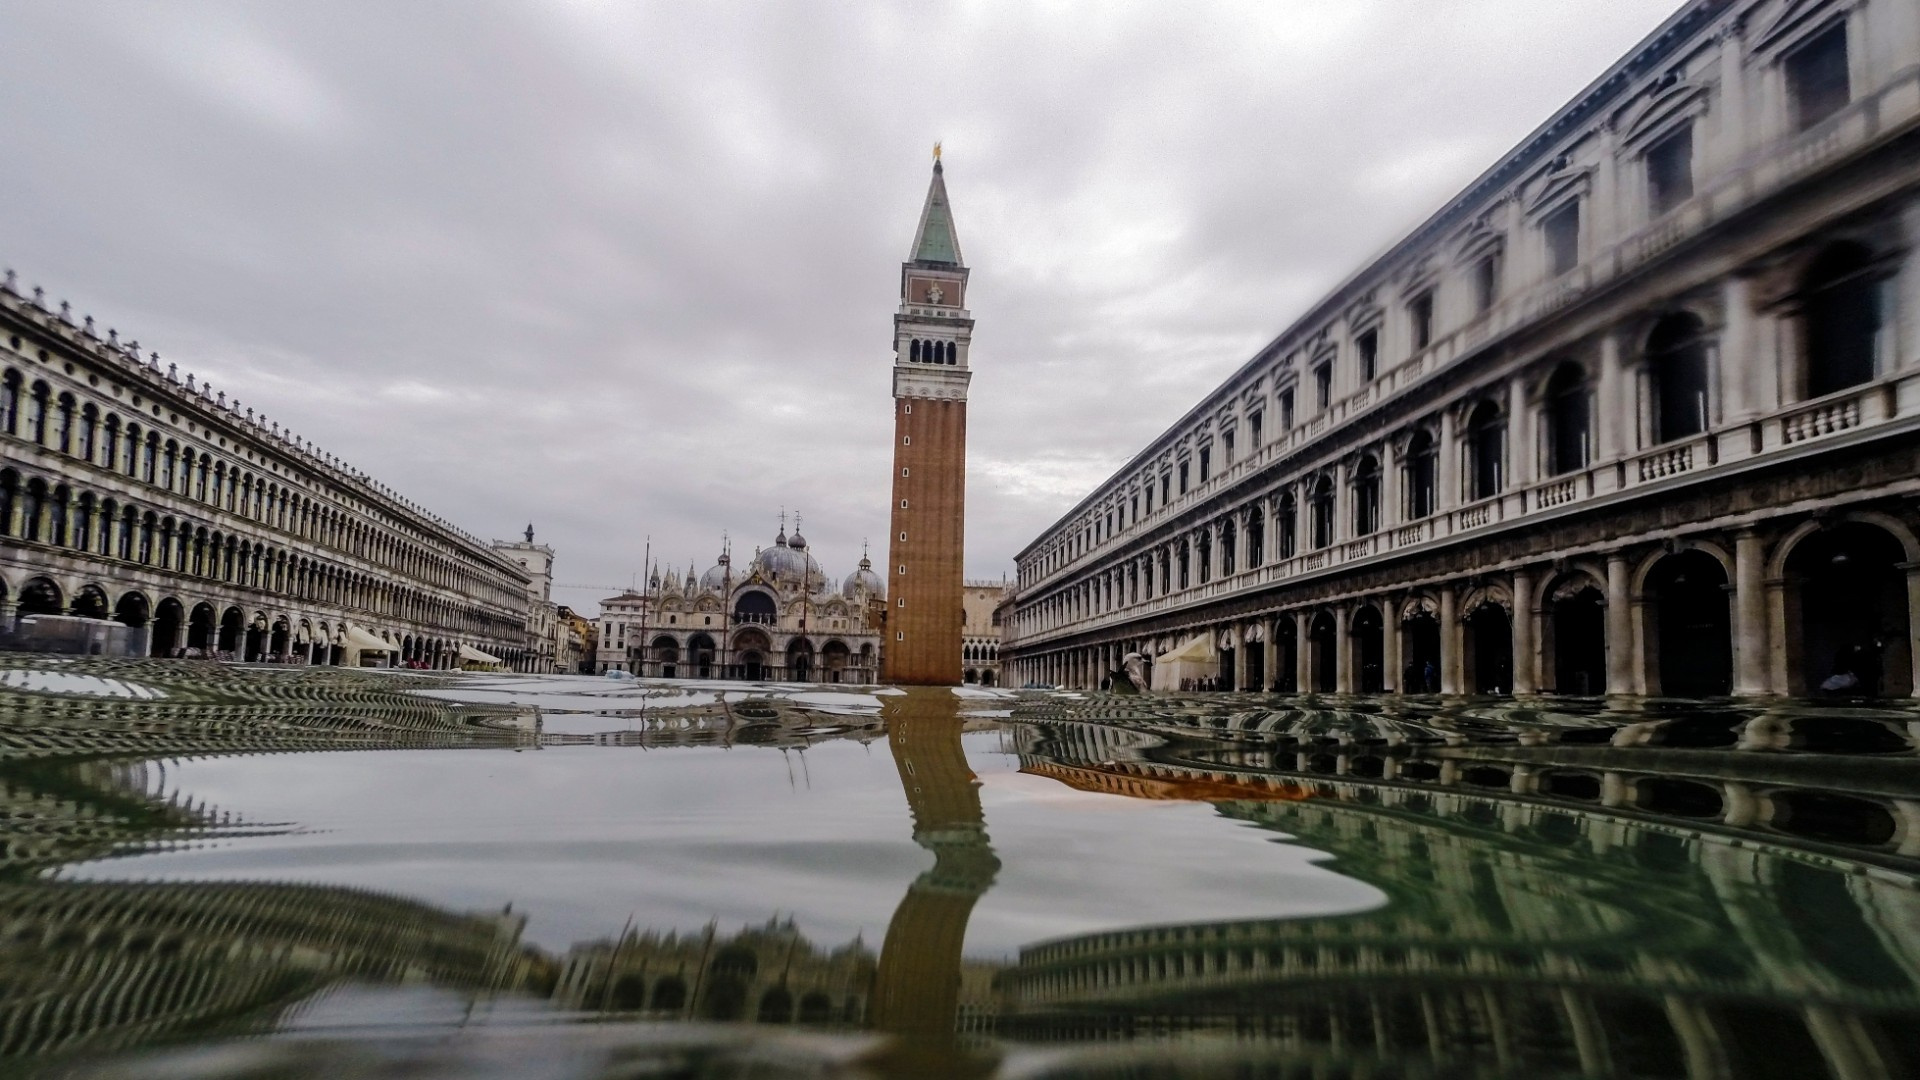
[59,730,1380,958]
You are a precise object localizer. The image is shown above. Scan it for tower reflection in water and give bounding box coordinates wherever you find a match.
[0,678,1916,1078]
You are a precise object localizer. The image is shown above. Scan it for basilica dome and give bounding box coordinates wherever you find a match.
[700,551,733,592]
[753,527,821,584]
[843,554,884,600]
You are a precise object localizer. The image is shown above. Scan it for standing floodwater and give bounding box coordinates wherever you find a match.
[0,657,1916,1079]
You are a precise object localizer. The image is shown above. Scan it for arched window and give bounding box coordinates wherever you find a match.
[1197,530,1212,584]
[1467,401,1505,501]
[53,394,73,453]
[27,382,49,444]
[1247,511,1264,568]
[1405,429,1437,519]
[1802,242,1885,398]
[1278,493,1298,558]
[1544,362,1590,475]
[1220,519,1236,576]
[1647,313,1708,442]
[1352,456,1380,536]
[78,405,97,462]
[102,417,120,472]
[0,370,18,435]
[1158,548,1171,593]
[910,339,922,362]
[141,434,158,483]
[1310,475,1335,549]
[1177,540,1191,589]
[122,423,140,475]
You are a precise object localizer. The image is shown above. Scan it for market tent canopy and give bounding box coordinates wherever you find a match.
[1153,634,1220,691]
[457,644,504,665]
[345,626,396,653]
[1155,635,1217,666]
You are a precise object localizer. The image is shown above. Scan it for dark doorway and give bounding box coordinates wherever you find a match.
[70,585,110,620]
[1309,612,1337,692]
[1352,606,1385,692]
[114,591,149,629]
[1245,637,1265,692]
[1466,604,1512,694]
[151,598,183,657]
[16,577,62,622]
[1551,584,1607,695]
[1787,523,1911,696]
[1403,612,1441,692]
[218,607,243,654]
[1648,551,1732,695]
[188,603,217,650]
[1218,645,1235,691]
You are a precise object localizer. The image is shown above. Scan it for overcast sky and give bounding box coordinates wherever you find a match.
[0,0,1681,613]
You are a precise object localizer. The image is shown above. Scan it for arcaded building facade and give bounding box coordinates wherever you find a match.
[1004,0,1920,698]
[0,276,532,667]
[595,522,884,682]
[884,155,973,686]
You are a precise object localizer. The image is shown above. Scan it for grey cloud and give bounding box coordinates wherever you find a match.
[0,0,1680,609]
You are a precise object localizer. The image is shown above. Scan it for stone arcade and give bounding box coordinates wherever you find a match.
[1003,0,1920,698]
[0,278,532,667]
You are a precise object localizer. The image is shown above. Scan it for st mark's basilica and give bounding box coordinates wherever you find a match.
[593,517,885,682]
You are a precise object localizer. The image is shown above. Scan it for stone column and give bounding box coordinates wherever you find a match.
[1263,619,1279,693]
[1235,627,1251,691]
[1512,568,1537,693]
[1734,529,1769,695]
[1607,553,1633,695]
[1907,563,1920,698]
[1722,274,1757,424]
[1595,330,1625,465]
[1334,606,1353,693]
[1440,585,1462,694]
[1295,610,1312,692]
[1381,598,1401,692]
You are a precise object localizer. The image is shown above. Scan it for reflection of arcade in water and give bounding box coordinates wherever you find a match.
[997,705,1920,1077]
[5,685,1919,1078]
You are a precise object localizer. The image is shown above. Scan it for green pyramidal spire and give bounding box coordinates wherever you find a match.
[909,157,964,267]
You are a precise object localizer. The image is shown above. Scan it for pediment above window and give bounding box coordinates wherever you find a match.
[1527,164,1594,217]
[1754,0,1851,53]
[1619,78,1710,151]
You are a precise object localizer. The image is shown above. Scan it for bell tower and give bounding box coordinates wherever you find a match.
[883,149,972,686]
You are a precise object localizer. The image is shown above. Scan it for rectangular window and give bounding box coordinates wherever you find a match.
[1198,447,1211,482]
[1409,293,1433,351]
[1474,255,1500,313]
[1788,22,1851,132]
[1249,411,1262,447]
[1357,329,1378,380]
[1313,362,1332,409]
[1131,494,1139,520]
[1178,462,1190,494]
[1280,389,1294,429]
[1544,201,1580,277]
[1646,124,1694,216]
[1161,475,1170,504]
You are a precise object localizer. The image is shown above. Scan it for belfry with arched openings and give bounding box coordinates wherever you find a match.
[1004,0,1920,699]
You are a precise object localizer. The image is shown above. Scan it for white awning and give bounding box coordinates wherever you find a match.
[345,626,396,653]
[1156,634,1216,665]
[457,643,504,665]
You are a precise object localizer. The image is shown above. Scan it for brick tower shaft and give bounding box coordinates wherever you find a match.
[883,153,973,686]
